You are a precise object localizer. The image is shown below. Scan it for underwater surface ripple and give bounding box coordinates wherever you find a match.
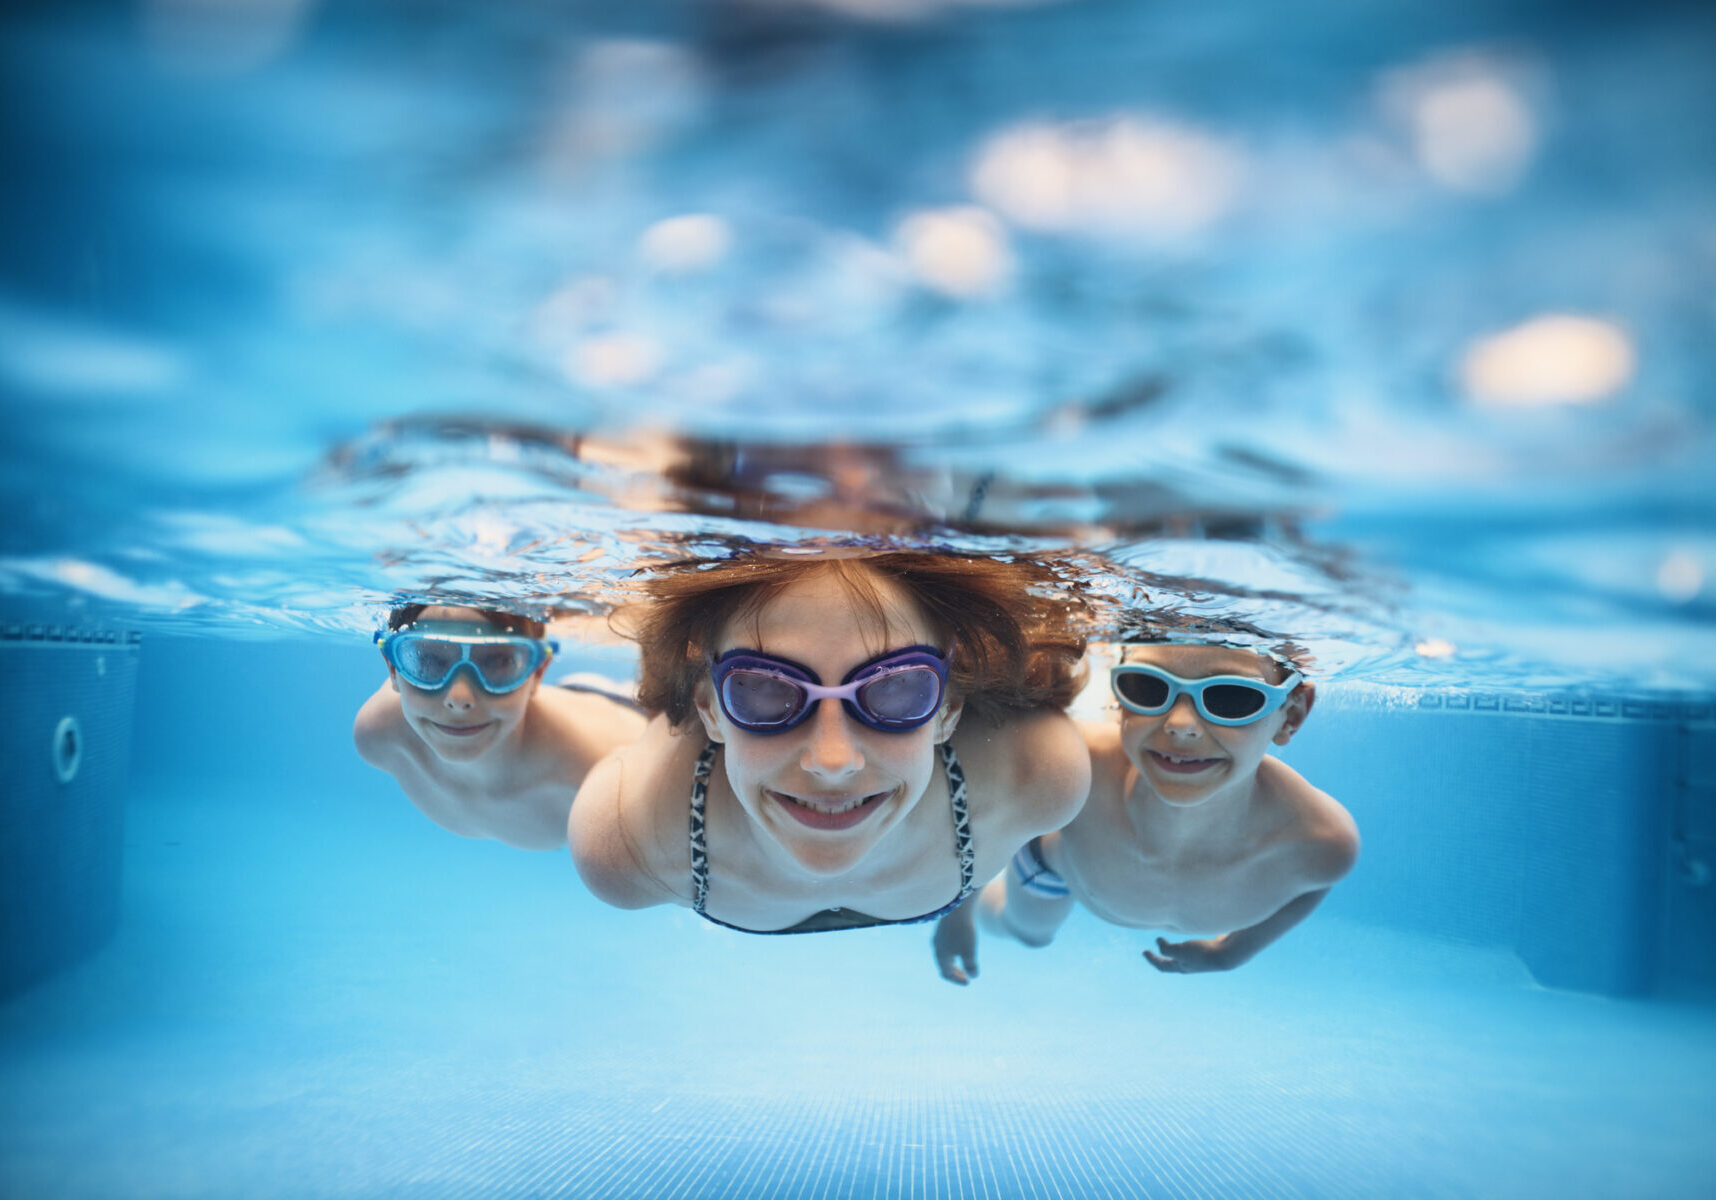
[1,0,1713,692]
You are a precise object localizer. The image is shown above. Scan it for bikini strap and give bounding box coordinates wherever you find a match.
[690,741,718,915]
[694,740,971,917]
[940,741,976,900]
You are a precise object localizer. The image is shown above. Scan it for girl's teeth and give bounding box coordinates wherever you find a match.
[799,795,864,813]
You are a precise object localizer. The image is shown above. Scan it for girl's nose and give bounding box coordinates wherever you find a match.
[801,698,865,778]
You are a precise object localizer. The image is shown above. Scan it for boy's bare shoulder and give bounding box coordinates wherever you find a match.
[1260,756,1359,885]
[352,685,410,767]
[1077,717,1121,753]
[956,707,1090,832]
[568,716,692,910]
[533,678,639,720]
[1077,718,1128,771]
[530,682,649,761]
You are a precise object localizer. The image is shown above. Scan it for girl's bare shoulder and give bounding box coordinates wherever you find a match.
[568,716,697,909]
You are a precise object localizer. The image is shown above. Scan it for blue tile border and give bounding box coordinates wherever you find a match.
[1407,689,1711,724]
[1319,684,1714,724]
[0,624,140,649]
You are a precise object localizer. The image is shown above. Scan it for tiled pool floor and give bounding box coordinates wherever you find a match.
[4,780,1714,1199]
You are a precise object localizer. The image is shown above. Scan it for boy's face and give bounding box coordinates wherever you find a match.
[390,605,545,763]
[1115,643,1312,806]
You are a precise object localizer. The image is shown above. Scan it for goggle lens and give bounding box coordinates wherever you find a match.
[395,638,460,682]
[470,642,536,683]
[859,665,943,724]
[720,670,805,729]
[1113,671,1169,711]
[1202,683,1267,720]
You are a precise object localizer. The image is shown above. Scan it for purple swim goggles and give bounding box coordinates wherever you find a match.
[709,644,951,734]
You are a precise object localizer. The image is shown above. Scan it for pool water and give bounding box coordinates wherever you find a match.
[4,0,1716,1195]
[3,0,1714,687]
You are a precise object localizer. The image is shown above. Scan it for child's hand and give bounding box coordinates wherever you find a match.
[1144,935,1233,974]
[932,902,980,986]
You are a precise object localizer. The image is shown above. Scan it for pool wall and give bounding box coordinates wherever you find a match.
[0,623,141,998]
[1283,688,1716,999]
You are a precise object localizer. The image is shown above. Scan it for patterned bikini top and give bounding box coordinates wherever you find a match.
[688,740,976,935]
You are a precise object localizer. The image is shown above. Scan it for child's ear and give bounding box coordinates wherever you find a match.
[934,697,965,744]
[387,666,401,694]
[1272,681,1315,746]
[693,679,724,744]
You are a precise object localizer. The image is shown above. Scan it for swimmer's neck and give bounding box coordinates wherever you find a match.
[1123,767,1265,853]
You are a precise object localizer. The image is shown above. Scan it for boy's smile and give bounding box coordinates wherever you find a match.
[1147,749,1225,775]
[1116,642,1310,806]
[429,719,493,738]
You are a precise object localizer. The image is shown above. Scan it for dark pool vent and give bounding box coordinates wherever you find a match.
[52,715,83,783]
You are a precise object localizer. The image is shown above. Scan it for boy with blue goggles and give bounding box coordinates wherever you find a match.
[354,605,645,851]
[936,639,1357,983]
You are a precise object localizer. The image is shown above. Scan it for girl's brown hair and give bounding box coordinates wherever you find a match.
[632,552,1088,729]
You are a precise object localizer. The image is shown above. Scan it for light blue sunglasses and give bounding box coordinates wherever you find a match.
[1111,663,1302,726]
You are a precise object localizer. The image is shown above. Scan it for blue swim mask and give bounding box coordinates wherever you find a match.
[376,627,557,694]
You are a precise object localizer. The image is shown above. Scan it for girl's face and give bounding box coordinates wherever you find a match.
[694,568,961,877]
[1117,644,1311,807]
[391,606,543,763]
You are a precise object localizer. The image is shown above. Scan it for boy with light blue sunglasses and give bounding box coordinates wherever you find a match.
[354,604,646,850]
[934,640,1357,983]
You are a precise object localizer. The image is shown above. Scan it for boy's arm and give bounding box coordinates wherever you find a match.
[1145,806,1359,973]
[1144,886,1330,973]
